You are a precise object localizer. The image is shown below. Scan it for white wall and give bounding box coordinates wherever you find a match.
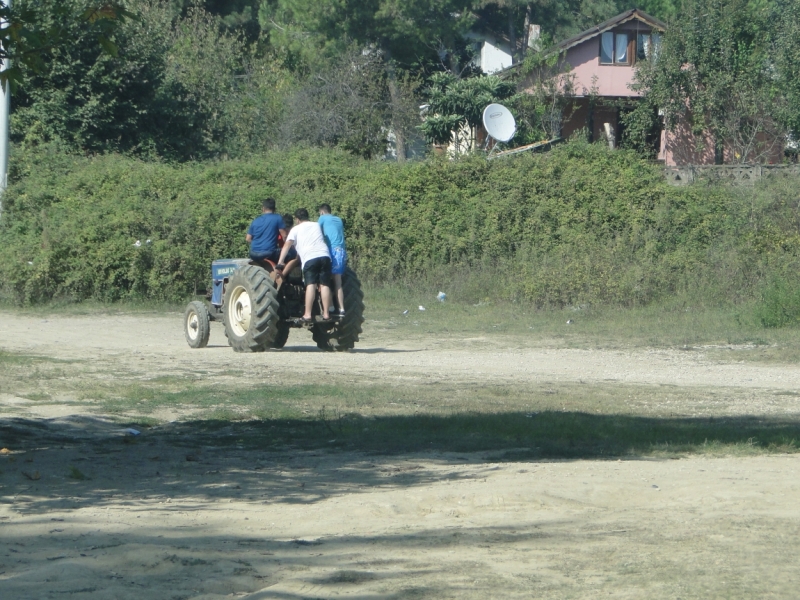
[480,41,513,74]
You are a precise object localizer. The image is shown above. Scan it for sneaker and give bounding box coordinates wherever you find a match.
[336,310,346,319]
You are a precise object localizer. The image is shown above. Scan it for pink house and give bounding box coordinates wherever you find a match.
[522,9,784,165]
[525,9,667,158]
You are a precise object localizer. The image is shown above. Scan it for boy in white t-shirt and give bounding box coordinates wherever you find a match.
[276,208,333,322]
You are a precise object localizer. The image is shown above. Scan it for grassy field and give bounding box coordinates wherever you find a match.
[3,352,799,460]
[3,290,799,460]
[77,379,800,458]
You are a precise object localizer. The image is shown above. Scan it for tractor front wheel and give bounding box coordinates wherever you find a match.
[223,266,280,352]
[184,301,211,349]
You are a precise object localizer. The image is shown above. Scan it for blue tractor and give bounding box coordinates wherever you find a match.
[183,258,364,352]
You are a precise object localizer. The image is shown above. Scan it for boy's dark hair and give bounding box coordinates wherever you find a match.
[282,213,294,227]
[294,208,309,222]
[318,203,332,214]
[262,198,276,211]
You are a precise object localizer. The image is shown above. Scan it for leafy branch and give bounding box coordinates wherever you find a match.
[0,2,134,87]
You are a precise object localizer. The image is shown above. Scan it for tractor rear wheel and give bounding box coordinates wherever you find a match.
[184,301,211,348]
[223,265,280,352]
[314,268,365,352]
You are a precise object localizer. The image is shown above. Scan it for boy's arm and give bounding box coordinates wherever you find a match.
[277,239,294,267]
[246,219,254,243]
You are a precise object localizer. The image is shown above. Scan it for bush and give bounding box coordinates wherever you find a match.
[755,277,800,327]
[2,140,800,320]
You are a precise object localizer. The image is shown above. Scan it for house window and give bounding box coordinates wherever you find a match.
[600,31,629,65]
[637,33,662,61]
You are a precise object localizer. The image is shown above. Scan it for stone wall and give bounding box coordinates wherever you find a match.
[665,164,800,186]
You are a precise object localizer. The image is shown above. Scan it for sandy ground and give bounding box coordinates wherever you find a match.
[1,312,800,599]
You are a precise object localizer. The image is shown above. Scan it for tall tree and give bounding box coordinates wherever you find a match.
[419,72,515,152]
[279,48,392,159]
[615,0,679,21]
[259,0,475,160]
[11,1,267,160]
[630,0,782,163]
[772,0,800,141]
[0,0,132,86]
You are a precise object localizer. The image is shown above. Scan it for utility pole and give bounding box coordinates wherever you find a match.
[0,0,10,208]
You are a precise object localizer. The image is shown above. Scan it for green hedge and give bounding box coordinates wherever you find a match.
[2,141,800,310]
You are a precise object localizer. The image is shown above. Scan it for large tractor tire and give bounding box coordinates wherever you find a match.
[223,265,280,352]
[313,267,365,352]
[184,300,211,349]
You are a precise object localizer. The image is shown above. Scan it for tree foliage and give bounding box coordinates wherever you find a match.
[11,1,292,160]
[511,39,578,143]
[5,0,799,162]
[420,73,516,150]
[771,0,800,140]
[279,48,391,159]
[260,0,476,70]
[0,1,133,86]
[630,0,786,163]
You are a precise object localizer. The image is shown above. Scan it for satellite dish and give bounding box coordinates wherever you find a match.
[483,103,516,143]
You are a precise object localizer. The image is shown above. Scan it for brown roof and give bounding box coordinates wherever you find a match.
[497,9,667,76]
[556,9,667,51]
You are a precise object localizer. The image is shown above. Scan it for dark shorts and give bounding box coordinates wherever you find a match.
[303,256,332,286]
[250,249,280,263]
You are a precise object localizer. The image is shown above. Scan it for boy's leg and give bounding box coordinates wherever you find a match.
[320,284,332,320]
[303,257,332,320]
[331,247,346,313]
[319,256,333,320]
[302,257,322,320]
[333,274,344,312]
[303,284,316,320]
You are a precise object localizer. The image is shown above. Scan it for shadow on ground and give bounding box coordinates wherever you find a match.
[1,410,798,513]
[2,413,800,598]
[3,411,798,454]
[0,517,647,599]
[277,346,420,354]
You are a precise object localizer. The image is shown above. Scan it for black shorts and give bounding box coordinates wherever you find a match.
[303,256,332,286]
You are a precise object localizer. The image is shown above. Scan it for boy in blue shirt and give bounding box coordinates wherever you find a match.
[317,203,347,317]
[246,198,287,263]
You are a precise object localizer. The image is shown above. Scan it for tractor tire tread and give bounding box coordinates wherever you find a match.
[223,265,280,353]
[315,267,365,351]
[184,300,211,349]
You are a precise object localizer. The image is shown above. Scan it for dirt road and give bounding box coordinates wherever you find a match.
[4,313,800,389]
[1,312,799,599]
